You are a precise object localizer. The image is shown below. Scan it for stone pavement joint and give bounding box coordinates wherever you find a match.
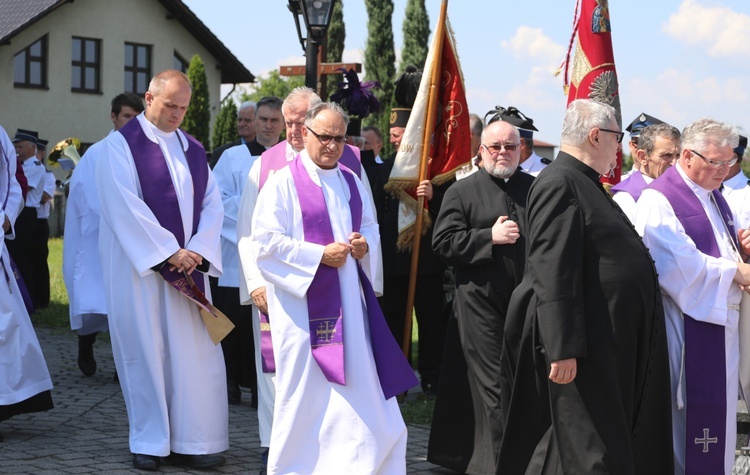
[1,327,450,474]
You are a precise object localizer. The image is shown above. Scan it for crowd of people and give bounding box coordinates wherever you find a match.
[2,66,749,475]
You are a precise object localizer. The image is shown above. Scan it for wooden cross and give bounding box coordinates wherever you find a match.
[279,45,361,99]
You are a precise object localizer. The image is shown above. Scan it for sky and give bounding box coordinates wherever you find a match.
[182,0,750,146]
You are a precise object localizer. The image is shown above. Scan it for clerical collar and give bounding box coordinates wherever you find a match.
[286,141,300,161]
[556,152,601,183]
[675,162,711,199]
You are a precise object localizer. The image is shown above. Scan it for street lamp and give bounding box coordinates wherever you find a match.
[288,0,336,92]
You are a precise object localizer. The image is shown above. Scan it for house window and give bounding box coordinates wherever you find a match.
[14,35,47,88]
[72,37,101,93]
[173,52,188,73]
[124,42,151,95]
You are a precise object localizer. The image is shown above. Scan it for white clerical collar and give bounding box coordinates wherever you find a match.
[299,150,340,187]
[722,169,749,191]
[136,113,188,151]
[286,141,300,161]
[375,154,383,164]
[642,173,654,185]
[675,162,711,200]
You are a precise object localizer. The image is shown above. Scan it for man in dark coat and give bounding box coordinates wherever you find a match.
[429,119,533,474]
[498,99,673,474]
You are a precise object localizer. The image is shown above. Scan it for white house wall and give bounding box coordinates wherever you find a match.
[0,0,224,148]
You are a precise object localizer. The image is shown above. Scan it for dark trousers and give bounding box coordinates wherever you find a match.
[31,218,50,308]
[210,280,257,392]
[381,274,446,387]
[6,207,37,308]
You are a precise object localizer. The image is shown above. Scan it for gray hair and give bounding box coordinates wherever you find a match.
[560,99,617,147]
[239,101,256,112]
[681,118,738,152]
[469,113,483,137]
[283,87,321,116]
[638,123,681,156]
[304,102,350,128]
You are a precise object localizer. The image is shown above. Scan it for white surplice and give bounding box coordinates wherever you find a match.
[636,163,740,475]
[721,170,750,230]
[96,114,228,457]
[252,151,404,475]
[0,124,53,407]
[62,136,111,334]
[612,173,654,223]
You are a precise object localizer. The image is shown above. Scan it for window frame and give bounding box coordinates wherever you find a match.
[124,42,152,95]
[71,36,102,94]
[14,35,48,89]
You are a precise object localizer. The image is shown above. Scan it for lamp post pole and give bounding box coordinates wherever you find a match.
[289,0,336,94]
[305,32,320,91]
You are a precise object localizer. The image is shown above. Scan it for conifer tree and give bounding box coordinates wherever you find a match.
[325,1,346,100]
[182,55,211,149]
[364,0,396,156]
[400,0,430,74]
[212,100,239,149]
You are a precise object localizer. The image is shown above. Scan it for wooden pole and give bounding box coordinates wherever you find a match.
[401,0,449,359]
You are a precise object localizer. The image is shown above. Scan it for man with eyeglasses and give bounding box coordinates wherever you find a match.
[637,119,750,475]
[430,119,533,474]
[235,87,378,468]
[485,106,550,176]
[499,99,673,474]
[611,123,682,222]
[251,101,415,474]
[720,134,749,229]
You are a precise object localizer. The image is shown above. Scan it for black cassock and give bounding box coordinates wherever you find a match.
[429,167,533,474]
[498,153,673,474]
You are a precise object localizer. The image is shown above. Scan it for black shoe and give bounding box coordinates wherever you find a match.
[168,453,226,468]
[261,448,269,467]
[133,453,160,471]
[77,332,98,376]
[113,370,119,382]
[228,380,241,405]
[251,391,259,409]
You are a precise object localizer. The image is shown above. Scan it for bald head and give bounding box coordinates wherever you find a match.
[144,70,193,133]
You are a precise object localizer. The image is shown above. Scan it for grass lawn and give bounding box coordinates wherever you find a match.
[39,237,435,425]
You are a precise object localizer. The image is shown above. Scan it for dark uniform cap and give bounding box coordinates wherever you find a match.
[391,65,422,128]
[625,113,664,139]
[13,128,38,143]
[484,106,538,139]
[736,135,747,159]
[36,138,48,151]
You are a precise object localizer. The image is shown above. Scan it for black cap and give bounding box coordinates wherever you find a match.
[13,128,38,144]
[391,65,422,128]
[36,138,48,151]
[625,113,664,139]
[484,106,538,138]
[735,135,747,159]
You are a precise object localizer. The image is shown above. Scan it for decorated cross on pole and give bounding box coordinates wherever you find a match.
[279,58,361,99]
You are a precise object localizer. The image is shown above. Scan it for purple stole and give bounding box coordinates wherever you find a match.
[119,119,209,297]
[610,170,648,201]
[256,142,363,373]
[650,165,734,474]
[289,156,418,398]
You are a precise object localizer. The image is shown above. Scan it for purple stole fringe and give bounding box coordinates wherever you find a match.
[256,143,364,373]
[650,165,734,474]
[610,170,648,201]
[119,119,209,295]
[289,156,417,398]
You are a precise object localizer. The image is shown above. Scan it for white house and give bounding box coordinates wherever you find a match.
[0,0,254,149]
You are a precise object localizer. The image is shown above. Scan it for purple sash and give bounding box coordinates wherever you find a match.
[611,170,648,201]
[339,144,362,179]
[650,166,732,474]
[119,118,209,296]
[289,156,418,397]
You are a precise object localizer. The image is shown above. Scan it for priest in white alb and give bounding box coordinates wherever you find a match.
[96,70,227,471]
[636,118,750,475]
[252,102,416,474]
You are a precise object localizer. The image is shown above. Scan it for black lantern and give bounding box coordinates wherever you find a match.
[288,0,336,91]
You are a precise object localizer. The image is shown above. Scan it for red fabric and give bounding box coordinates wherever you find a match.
[566,0,623,184]
[16,158,28,201]
[428,30,471,181]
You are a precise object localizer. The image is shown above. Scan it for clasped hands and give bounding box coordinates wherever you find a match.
[167,248,204,274]
[321,232,367,268]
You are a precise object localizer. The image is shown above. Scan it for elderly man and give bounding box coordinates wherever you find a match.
[499,99,673,474]
[210,100,256,167]
[611,123,681,222]
[96,70,226,471]
[251,102,415,474]
[637,120,750,475]
[622,112,664,178]
[63,92,144,377]
[430,120,534,473]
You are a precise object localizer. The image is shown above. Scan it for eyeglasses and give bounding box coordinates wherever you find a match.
[598,128,625,144]
[690,149,737,168]
[306,127,347,146]
[482,143,520,154]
